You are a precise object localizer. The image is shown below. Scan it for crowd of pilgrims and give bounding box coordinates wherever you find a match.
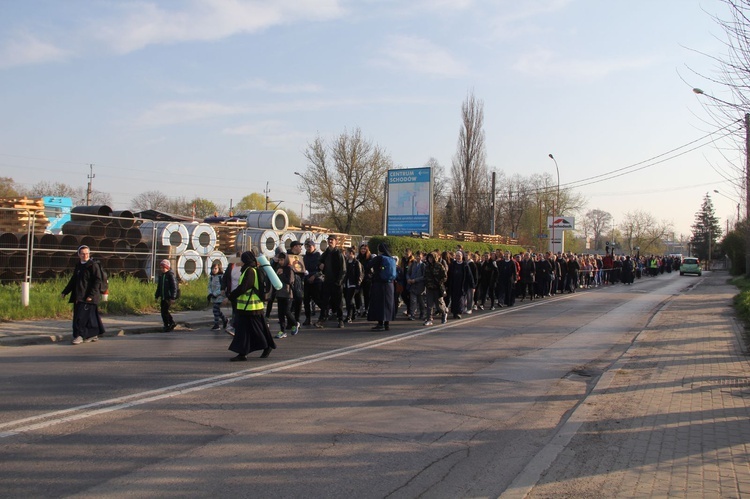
[217,236,681,360]
[270,242,681,329]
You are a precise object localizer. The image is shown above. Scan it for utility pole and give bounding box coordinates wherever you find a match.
[490,171,496,235]
[86,164,95,206]
[745,113,750,277]
[264,182,270,210]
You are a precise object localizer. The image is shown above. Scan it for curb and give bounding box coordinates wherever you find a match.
[0,320,215,348]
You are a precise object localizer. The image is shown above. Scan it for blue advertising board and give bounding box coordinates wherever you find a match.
[386,167,432,236]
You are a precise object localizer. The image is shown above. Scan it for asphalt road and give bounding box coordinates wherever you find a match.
[0,273,692,498]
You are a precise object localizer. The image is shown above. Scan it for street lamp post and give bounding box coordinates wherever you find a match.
[293,171,313,223]
[548,154,561,253]
[694,88,750,276]
[713,189,741,226]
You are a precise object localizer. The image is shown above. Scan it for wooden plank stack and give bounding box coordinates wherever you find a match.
[0,197,49,234]
[213,220,246,255]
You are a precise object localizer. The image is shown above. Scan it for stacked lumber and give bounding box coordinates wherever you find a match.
[437,233,455,240]
[477,234,502,244]
[0,198,49,234]
[213,220,245,255]
[301,223,333,233]
[456,231,477,242]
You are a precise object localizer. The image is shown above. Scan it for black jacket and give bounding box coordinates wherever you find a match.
[155,269,178,301]
[62,258,103,305]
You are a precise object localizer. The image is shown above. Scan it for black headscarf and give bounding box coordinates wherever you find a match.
[241,251,257,267]
[378,243,391,257]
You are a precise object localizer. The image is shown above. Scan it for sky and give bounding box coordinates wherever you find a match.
[0,0,742,241]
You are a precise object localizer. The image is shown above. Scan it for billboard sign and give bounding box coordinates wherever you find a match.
[386,167,432,236]
[547,216,575,230]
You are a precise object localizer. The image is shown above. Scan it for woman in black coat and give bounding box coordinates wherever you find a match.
[367,243,395,331]
[446,251,475,319]
[61,245,106,344]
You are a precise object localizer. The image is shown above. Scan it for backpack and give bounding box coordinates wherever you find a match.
[379,255,397,282]
[254,267,272,300]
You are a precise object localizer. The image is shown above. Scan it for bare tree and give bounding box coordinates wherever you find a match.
[583,209,614,250]
[24,181,111,206]
[450,91,488,233]
[497,173,531,239]
[300,128,392,234]
[619,210,673,254]
[131,190,171,211]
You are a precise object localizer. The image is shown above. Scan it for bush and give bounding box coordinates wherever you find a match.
[0,274,211,321]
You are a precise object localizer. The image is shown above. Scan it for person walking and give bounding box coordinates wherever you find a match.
[302,240,321,325]
[61,244,106,344]
[446,251,475,319]
[423,251,448,325]
[344,246,363,323]
[274,252,298,338]
[227,251,276,361]
[406,250,426,320]
[221,253,243,335]
[289,241,306,328]
[154,259,178,332]
[316,234,346,329]
[208,261,228,330]
[368,243,396,330]
[356,244,374,317]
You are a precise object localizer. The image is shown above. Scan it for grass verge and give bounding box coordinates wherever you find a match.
[0,274,210,322]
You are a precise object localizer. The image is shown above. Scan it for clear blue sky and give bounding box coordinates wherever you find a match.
[0,0,739,240]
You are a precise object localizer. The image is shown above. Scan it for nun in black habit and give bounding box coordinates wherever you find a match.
[367,243,396,331]
[227,251,276,361]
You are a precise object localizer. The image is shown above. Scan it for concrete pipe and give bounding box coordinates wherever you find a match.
[132,241,149,254]
[113,239,130,252]
[71,205,112,222]
[105,224,121,239]
[240,209,289,231]
[39,233,61,249]
[51,252,69,272]
[123,227,143,245]
[185,222,217,256]
[123,254,140,271]
[0,233,20,249]
[60,234,79,249]
[111,210,135,229]
[31,252,51,269]
[107,255,124,270]
[139,221,189,254]
[8,252,25,273]
[80,235,98,251]
[205,250,228,274]
[177,249,203,282]
[98,238,115,253]
[62,220,106,238]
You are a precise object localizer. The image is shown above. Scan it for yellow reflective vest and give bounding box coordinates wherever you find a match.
[236,267,264,312]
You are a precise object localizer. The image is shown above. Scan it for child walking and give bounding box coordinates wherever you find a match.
[208,262,228,330]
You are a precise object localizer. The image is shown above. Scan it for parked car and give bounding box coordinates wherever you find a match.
[680,257,702,276]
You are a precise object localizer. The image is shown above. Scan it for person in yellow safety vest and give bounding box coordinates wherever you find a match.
[649,256,659,277]
[227,251,276,361]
